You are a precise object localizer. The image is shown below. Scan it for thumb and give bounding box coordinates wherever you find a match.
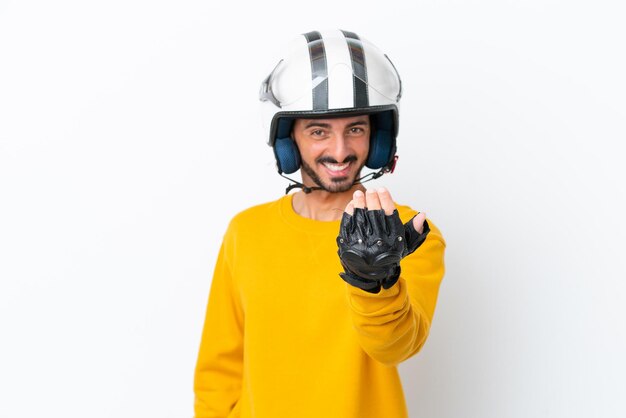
[403,212,430,256]
[412,212,426,234]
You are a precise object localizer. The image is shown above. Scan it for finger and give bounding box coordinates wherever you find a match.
[353,190,366,209]
[365,189,381,210]
[413,212,426,234]
[377,187,396,215]
[345,201,355,215]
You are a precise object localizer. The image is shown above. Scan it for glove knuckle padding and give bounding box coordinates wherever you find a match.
[337,208,430,293]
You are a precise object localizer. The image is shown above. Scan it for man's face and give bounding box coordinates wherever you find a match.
[292,115,370,193]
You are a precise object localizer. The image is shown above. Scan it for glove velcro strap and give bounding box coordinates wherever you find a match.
[340,272,382,294]
[340,266,401,294]
[381,265,401,289]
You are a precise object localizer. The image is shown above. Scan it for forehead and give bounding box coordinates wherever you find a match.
[293,114,370,129]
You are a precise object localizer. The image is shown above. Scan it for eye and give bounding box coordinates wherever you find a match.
[309,129,327,139]
[349,127,366,135]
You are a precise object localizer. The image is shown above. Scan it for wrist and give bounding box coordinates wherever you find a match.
[339,265,401,294]
[340,271,382,293]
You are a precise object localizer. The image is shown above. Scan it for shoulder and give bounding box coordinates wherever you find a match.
[225,196,285,236]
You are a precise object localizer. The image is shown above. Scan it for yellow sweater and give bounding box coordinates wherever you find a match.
[194,194,446,418]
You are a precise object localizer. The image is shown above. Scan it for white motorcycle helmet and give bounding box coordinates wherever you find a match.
[259,29,402,176]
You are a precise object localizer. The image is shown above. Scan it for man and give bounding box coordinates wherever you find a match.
[194,30,446,418]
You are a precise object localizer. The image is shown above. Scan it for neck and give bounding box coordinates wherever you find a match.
[291,183,366,222]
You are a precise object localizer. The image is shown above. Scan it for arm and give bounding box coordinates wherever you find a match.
[338,189,446,366]
[345,222,446,366]
[194,228,244,417]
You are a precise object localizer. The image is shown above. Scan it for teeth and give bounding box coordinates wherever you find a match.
[323,162,349,172]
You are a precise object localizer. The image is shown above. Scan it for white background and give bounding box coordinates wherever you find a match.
[1,1,625,417]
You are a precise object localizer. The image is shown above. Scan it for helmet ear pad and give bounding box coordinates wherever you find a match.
[366,110,396,170]
[273,118,301,174]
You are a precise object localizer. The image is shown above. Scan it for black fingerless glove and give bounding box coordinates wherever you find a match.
[336,208,430,293]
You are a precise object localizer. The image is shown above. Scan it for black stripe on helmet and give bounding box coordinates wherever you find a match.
[341,30,369,108]
[303,31,328,110]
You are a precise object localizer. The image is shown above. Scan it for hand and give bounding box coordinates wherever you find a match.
[336,188,430,293]
[345,188,427,234]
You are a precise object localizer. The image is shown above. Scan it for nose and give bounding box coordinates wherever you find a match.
[329,133,351,162]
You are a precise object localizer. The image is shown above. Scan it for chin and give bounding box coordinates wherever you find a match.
[301,160,363,193]
[319,175,359,193]
[324,181,353,193]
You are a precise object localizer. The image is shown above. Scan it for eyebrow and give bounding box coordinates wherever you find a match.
[303,120,368,129]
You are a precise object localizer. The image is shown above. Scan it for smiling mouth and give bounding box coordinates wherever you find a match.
[322,162,351,173]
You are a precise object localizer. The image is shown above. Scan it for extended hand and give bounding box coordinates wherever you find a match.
[336,188,430,293]
[345,188,427,234]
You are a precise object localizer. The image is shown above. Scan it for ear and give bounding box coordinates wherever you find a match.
[274,137,301,174]
[273,119,301,174]
[366,112,395,169]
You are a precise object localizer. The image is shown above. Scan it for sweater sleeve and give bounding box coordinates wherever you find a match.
[194,227,244,417]
[345,217,446,366]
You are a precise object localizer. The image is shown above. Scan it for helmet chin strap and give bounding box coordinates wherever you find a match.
[280,156,398,195]
[280,173,325,194]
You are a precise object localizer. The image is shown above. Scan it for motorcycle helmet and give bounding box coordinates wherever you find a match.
[259,30,402,175]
